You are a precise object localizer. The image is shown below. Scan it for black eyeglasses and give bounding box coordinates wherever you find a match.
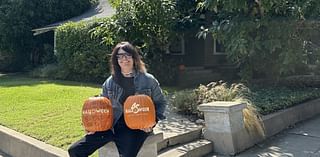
[116,53,133,60]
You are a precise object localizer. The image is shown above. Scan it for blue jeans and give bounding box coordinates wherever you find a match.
[68,117,149,157]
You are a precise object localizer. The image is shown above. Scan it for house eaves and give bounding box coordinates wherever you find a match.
[32,0,115,36]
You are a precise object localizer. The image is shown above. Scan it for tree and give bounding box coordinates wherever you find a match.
[94,0,178,84]
[0,0,93,71]
[197,0,320,81]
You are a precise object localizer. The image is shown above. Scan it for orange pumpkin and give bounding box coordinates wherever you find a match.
[124,95,156,129]
[82,97,113,132]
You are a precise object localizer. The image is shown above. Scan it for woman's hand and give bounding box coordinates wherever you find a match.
[141,127,153,133]
[85,130,95,135]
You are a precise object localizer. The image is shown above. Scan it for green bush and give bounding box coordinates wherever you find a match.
[278,75,320,88]
[251,86,320,115]
[170,89,198,115]
[171,81,265,136]
[197,0,320,82]
[92,0,178,85]
[29,64,60,78]
[55,20,113,82]
[171,81,253,117]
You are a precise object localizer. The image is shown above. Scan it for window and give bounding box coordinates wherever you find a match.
[166,35,185,55]
[213,38,226,55]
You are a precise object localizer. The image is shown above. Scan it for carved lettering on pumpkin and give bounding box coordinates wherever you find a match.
[82,109,110,115]
[125,103,150,114]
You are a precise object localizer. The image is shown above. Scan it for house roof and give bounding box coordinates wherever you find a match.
[32,0,115,35]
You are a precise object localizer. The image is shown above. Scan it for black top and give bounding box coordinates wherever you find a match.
[119,75,135,104]
[117,75,135,125]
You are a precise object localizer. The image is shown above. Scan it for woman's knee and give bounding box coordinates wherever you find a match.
[68,143,80,157]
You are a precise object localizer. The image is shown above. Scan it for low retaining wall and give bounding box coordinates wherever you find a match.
[98,132,163,157]
[1,98,319,157]
[263,98,320,137]
[198,98,320,155]
[0,125,68,157]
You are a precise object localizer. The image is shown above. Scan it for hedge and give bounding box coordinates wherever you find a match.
[55,20,114,83]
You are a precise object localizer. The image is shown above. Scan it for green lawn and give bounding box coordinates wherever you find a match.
[0,74,102,154]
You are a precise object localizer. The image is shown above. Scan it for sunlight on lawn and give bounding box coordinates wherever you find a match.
[0,75,101,157]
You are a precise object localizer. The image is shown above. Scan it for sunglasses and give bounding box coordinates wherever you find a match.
[116,53,133,60]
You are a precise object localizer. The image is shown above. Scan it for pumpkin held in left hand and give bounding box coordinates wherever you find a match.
[124,95,156,129]
[82,97,113,132]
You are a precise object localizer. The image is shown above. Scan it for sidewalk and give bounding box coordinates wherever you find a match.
[0,151,11,157]
[208,114,320,157]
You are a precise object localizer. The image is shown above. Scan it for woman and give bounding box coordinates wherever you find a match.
[68,41,167,157]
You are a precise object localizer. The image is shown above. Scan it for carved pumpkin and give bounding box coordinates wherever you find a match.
[82,97,113,132]
[124,95,156,129]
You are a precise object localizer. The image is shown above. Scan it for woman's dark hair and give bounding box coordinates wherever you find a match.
[110,41,146,82]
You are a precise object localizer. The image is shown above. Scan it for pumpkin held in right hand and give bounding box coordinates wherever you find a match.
[124,95,156,129]
[82,97,113,132]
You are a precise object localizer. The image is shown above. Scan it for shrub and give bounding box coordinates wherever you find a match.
[55,20,113,82]
[29,64,60,78]
[170,90,198,115]
[278,75,320,88]
[92,0,178,85]
[251,86,320,115]
[171,81,265,137]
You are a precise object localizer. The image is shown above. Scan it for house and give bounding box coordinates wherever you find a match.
[166,32,239,87]
[32,0,237,87]
[32,0,115,52]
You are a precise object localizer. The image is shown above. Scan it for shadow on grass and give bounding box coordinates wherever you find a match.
[0,73,102,88]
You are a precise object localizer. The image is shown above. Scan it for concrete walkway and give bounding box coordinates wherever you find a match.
[0,151,11,157]
[208,114,320,157]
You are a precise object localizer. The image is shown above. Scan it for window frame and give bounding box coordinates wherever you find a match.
[213,38,226,55]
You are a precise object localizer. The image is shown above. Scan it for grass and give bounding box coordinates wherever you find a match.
[0,73,177,157]
[0,74,102,156]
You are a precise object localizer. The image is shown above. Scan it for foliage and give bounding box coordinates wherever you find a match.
[0,0,94,71]
[55,20,112,83]
[197,0,320,81]
[92,0,179,85]
[171,81,265,136]
[251,85,320,115]
[169,90,198,115]
[113,0,176,50]
[171,80,320,136]
[171,80,320,117]
[29,63,61,79]
[107,0,121,8]
[278,75,320,87]
[173,0,208,32]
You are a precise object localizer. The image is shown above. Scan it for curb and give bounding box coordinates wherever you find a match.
[263,98,320,138]
[0,125,68,157]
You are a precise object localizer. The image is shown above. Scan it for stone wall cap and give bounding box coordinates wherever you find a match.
[198,101,246,113]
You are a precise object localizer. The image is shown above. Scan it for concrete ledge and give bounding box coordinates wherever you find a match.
[0,125,68,157]
[263,98,320,137]
[157,128,202,151]
[199,98,320,155]
[99,132,163,157]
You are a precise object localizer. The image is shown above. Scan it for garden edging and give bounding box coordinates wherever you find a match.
[198,98,320,155]
[263,98,320,138]
[0,125,68,157]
